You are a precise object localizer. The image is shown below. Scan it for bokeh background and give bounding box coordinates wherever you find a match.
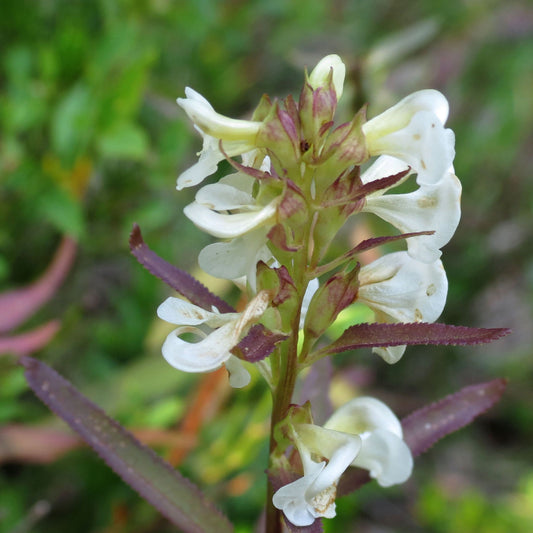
[1,0,532,531]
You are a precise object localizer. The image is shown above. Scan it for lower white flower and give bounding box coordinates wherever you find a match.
[361,155,462,263]
[358,251,448,363]
[157,290,270,387]
[273,397,412,526]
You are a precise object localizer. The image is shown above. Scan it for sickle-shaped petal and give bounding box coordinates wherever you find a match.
[363,89,450,137]
[178,87,261,141]
[364,173,462,263]
[157,297,239,327]
[184,198,279,238]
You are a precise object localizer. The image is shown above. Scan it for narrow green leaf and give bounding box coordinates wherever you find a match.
[20,356,233,533]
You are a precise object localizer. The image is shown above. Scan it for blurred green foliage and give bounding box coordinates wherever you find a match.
[1,0,532,531]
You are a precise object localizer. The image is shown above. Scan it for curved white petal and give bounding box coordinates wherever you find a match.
[309,54,346,100]
[195,183,254,210]
[363,89,449,139]
[224,355,251,388]
[363,173,462,263]
[358,252,448,324]
[177,133,224,190]
[351,428,413,487]
[157,297,238,327]
[184,198,278,238]
[161,323,238,372]
[177,89,261,141]
[324,396,403,437]
[366,110,455,186]
[272,456,326,527]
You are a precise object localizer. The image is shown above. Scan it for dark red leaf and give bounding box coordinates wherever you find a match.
[402,378,507,456]
[129,224,234,313]
[318,322,511,357]
[233,324,287,363]
[0,237,76,333]
[20,356,233,533]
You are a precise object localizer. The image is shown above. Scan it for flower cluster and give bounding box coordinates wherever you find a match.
[157,54,461,527]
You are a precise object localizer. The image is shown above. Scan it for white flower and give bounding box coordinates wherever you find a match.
[363,90,455,186]
[157,291,270,387]
[176,88,261,190]
[273,397,412,526]
[323,397,413,487]
[361,155,462,263]
[184,165,280,290]
[357,251,448,363]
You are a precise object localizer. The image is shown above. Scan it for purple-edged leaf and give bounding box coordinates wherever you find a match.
[0,237,76,333]
[0,321,60,356]
[233,324,287,363]
[350,231,434,255]
[129,224,234,313]
[313,232,434,277]
[317,322,511,357]
[322,169,410,209]
[402,378,507,457]
[355,168,410,198]
[20,356,233,533]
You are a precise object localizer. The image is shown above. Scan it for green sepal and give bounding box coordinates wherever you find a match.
[256,100,301,175]
[311,167,364,265]
[271,401,314,459]
[256,261,300,332]
[302,263,360,352]
[315,106,369,193]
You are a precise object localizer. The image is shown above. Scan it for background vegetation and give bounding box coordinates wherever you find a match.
[1,0,532,531]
